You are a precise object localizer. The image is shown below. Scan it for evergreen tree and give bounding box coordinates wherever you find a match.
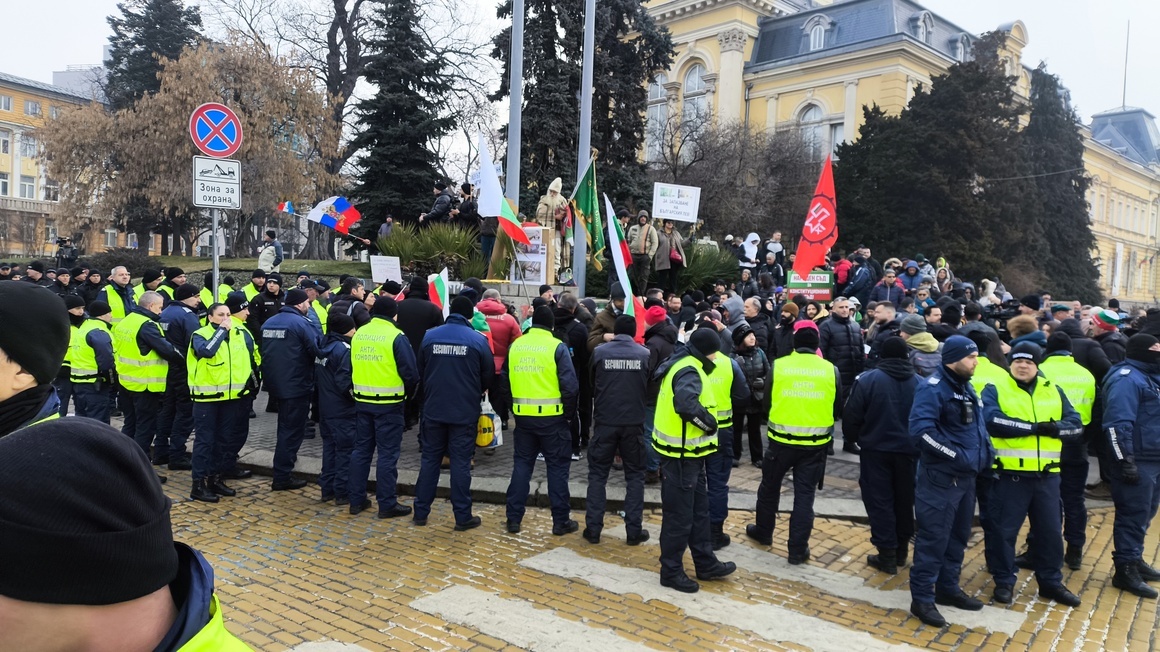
[349,0,453,238]
[492,0,672,210]
[105,0,202,111]
[1023,64,1102,303]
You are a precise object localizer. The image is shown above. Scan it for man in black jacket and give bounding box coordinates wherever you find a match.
[643,305,677,484]
[553,292,591,457]
[843,336,919,574]
[328,277,373,328]
[396,276,445,427]
[819,297,864,409]
[585,315,652,545]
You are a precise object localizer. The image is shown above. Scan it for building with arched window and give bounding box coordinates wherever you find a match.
[642,0,1160,303]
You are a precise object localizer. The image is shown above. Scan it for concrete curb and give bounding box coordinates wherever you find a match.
[234,446,875,520]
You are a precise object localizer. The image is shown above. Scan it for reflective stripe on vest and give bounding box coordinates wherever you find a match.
[113,312,168,392]
[350,318,407,404]
[991,375,1064,472]
[767,351,836,446]
[507,328,564,416]
[186,324,256,402]
[70,318,112,383]
[1039,356,1096,426]
[652,357,718,458]
[706,356,734,429]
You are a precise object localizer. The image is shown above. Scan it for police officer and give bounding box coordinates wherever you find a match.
[157,267,186,303]
[133,269,163,302]
[260,288,321,491]
[907,335,992,627]
[156,284,201,469]
[243,268,266,303]
[187,302,261,503]
[100,265,135,325]
[0,282,71,436]
[980,341,1083,607]
[315,313,358,505]
[1038,332,1097,570]
[503,305,579,535]
[70,300,115,423]
[113,291,184,483]
[706,323,750,550]
[745,325,840,565]
[56,295,89,416]
[964,327,1010,576]
[414,296,495,529]
[200,272,235,314]
[653,328,736,593]
[219,293,260,480]
[348,298,419,517]
[585,315,652,545]
[843,336,919,575]
[302,280,328,335]
[1102,333,1160,598]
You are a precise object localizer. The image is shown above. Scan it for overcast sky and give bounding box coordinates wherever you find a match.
[7,0,1158,123]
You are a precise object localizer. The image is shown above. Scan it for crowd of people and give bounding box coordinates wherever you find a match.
[3,236,1160,636]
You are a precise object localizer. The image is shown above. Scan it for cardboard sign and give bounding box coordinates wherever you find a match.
[369,255,402,284]
[786,270,835,301]
[651,182,701,223]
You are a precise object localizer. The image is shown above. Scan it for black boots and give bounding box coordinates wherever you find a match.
[910,601,946,627]
[1064,544,1083,571]
[712,523,731,550]
[190,478,219,503]
[210,476,236,497]
[1113,561,1159,599]
[867,547,898,574]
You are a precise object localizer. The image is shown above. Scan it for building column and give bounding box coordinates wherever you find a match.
[716,28,747,124]
[842,80,859,143]
[766,93,779,130]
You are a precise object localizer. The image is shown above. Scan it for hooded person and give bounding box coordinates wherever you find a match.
[553,292,593,456]
[535,177,569,272]
[0,282,71,436]
[738,233,761,270]
[900,314,942,378]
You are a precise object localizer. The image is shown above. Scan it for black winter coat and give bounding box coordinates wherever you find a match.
[746,312,772,356]
[842,357,919,454]
[731,345,770,414]
[644,320,678,403]
[770,317,796,359]
[395,291,445,356]
[1095,330,1127,364]
[819,313,864,387]
[1057,319,1112,380]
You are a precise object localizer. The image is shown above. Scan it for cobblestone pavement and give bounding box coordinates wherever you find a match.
[165,472,1159,652]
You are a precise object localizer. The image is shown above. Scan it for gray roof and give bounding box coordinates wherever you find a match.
[750,0,974,71]
[0,70,96,103]
[1090,107,1160,167]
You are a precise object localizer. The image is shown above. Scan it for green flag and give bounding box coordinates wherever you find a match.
[571,159,604,271]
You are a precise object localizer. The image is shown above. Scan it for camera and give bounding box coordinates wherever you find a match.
[983,299,1023,342]
[55,237,69,247]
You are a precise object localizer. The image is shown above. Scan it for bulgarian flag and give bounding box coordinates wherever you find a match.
[428,267,450,318]
[604,193,646,343]
[571,159,604,271]
[477,133,530,245]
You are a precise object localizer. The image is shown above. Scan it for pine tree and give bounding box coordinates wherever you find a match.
[105,0,202,111]
[1023,64,1102,303]
[491,0,671,210]
[349,0,453,238]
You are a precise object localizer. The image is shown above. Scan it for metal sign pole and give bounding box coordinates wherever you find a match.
[212,208,220,299]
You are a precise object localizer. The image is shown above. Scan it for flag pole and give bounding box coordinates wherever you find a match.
[573,0,596,298]
[505,0,525,206]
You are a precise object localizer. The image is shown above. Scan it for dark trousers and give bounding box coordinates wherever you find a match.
[975,473,1001,573]
[52,376,72,417]
[733,412,764,463]
[642,407,660,473]
[1110,458,1160,564]
[987,472,1063,588]
[319,413,356,501]
[858,450,917,550]
[506,415,571,526]
[753,441,827,555]
[158,380,194,460]
[348,403,405,509]
[659,456,718,581]
[271,396,310,483]
[218,395,253,475]
[119,384,136,436]
[191,400,242,481]
[586,424,645,537]
[1060,461,1088,547]
[125,391,162,457]
[481,235,496,267]
[706,427,734,526]
[414,420,477,524]
[910,463,975,603]
[661,266,681,294]
[631,254,651,293]
[73,382,110,423]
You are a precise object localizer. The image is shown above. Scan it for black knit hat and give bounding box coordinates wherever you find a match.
[225,292,249,314]
[614,314,637,336]
[793,326,820,351]
[532,305,555,329]
[0,282,70,384]
[610,282,626,300]
[69,266,85,277]
[63,295,86,310]
[1020,294,1042,311]
[1126,334,1160,363]
[88,301,112,318]
[1046,331,1073,354]
[174,284,199,301]
[689,328,720,357]
[141,269,162,284]
[266,273,283,285]
[163,267,185,281]
[28,260,45,273]
[0,418,178,605]
[880,336,909,360]
[251,268,267,280]
[539,284,553,296]
[284,288,308,307]
[329,313,356,335]
[1009,341,1043,365]
[450,296,474,320]
[373,296,398,319]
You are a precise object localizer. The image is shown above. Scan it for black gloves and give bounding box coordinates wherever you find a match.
[1121,457,1140,486]
[691,415,718,435]
[1034,420,1060,438]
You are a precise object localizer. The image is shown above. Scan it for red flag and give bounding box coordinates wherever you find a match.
[792,155,838,282]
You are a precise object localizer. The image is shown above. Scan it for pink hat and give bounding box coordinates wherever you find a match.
[793,319,819,333]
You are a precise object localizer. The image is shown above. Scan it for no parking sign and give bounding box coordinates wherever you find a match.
[189,103,244,158]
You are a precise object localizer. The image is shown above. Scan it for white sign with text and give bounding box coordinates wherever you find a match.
[651,182,700,223]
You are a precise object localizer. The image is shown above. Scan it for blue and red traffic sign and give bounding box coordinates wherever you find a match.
[189,103,244,158]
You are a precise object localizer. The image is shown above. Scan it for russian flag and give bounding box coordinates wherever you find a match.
[277,201,295,215]
[306,196,362,235]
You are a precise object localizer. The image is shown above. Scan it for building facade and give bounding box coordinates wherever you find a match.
[644,0,1160,304]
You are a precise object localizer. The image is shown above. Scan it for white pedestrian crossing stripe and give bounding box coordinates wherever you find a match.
[600,524,1026,635]
[522,547,922,652]
[410,584,652,651]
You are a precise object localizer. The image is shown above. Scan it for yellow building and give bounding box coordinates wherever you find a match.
[644,0,1160,304]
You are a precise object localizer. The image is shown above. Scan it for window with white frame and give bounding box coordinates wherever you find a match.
[0,95,10,111]
[127,233,139,249]
[45,219,56,242]
[646,73,669,162]
[0,172,8,196]
[19,135,36,158]
[913,12,934,45]
[104,228,118,248]
[24,100,40,116]
[809,25,825,51]
[49,105,60,120]
[18,175,35,199]
[0,130,8,155]
[799,104,825,160]
[830,123,845,156]
[43,179,59,202]
[682,64,709,122]
[955,35,971,62]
